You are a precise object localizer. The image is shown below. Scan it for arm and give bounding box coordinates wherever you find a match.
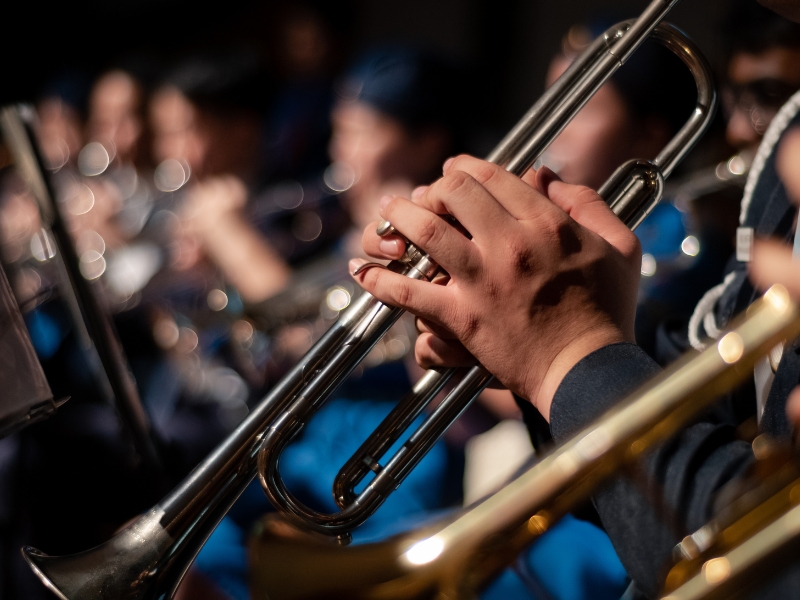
[558,128,800,596]
[549,342,754,597]
[352,155,768,596]
[182,176,291,303]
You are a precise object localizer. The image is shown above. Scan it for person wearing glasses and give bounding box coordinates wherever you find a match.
[722,0,800,151]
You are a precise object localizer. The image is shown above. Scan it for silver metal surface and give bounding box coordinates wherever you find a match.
[325,15,717,539]
[21,1,717,597]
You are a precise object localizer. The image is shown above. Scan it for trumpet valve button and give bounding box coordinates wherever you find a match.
[377,220,396,237]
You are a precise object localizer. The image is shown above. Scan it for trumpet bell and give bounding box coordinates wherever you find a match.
[249,516,447,600]
[21,509,174,600]
[18,1,719,597]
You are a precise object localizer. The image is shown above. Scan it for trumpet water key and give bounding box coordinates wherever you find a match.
[22,1,715,598]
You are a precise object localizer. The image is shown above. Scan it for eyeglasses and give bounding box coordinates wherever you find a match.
[722,78,798,135]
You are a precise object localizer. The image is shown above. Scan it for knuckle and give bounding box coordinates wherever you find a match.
[468,161,501,186]
[359,266,381,291]
[506,239,536,275]
[485,279,503,299]
[533,212,583,257]
[394,280,413,307]
[415,337,434,369]
[464,314,481,342]
[629,232,642,254]
[624,233,642,262]
[448,154,473,173]
[574,185,602,204]
[453,308,480,343]
[569,186,602,217]
[440,170,473,197]
[416,216,445,251]
[539,211,570,241]
[382,196,401,221]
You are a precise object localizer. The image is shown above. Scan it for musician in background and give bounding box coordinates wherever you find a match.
[147,55,293,305]
[636,0,800,365]
[175,46,472,600]
[722,0,800,152]
[354,0,800,596]
[0,73,169,600]
[72,69,153,257]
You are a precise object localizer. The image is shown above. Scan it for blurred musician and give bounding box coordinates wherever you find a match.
[643,0,800,365]
[722,0,800,152]
[355,1,800,598]
[73,69,155,276]
[147,54,292,305]
[174,46,471,600]
[0,73,169,600]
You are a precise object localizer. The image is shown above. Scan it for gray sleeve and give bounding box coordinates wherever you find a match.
[549,343,755,598]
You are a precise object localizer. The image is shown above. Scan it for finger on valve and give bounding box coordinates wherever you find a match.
[361,223,406,260]
[415,333,476,369]
[378,195,476,274]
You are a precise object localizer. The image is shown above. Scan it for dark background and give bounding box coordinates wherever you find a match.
[2,0,734,135]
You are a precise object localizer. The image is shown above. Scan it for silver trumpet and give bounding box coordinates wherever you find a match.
[22,1,716,598]
[258,14,717,537]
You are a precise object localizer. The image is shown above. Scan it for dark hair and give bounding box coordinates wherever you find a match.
[163,51,271,117]
[336,46,468,140]
[724,0,800,56]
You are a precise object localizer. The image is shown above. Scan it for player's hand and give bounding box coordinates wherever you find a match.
[352,155,641,419]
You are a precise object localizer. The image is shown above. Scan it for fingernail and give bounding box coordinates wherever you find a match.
[379,237,403,257]
[411,185,428,199]
[537,166,563,194]
[349,258,367,275]
[379,195,393,210]
[443,157,455,173]
[539,165,561,181]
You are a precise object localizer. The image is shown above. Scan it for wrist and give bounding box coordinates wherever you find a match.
[531,324,627,421]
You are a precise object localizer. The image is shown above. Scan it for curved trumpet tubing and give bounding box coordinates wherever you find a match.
[21,1,716,598]
[258,18,717,536]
